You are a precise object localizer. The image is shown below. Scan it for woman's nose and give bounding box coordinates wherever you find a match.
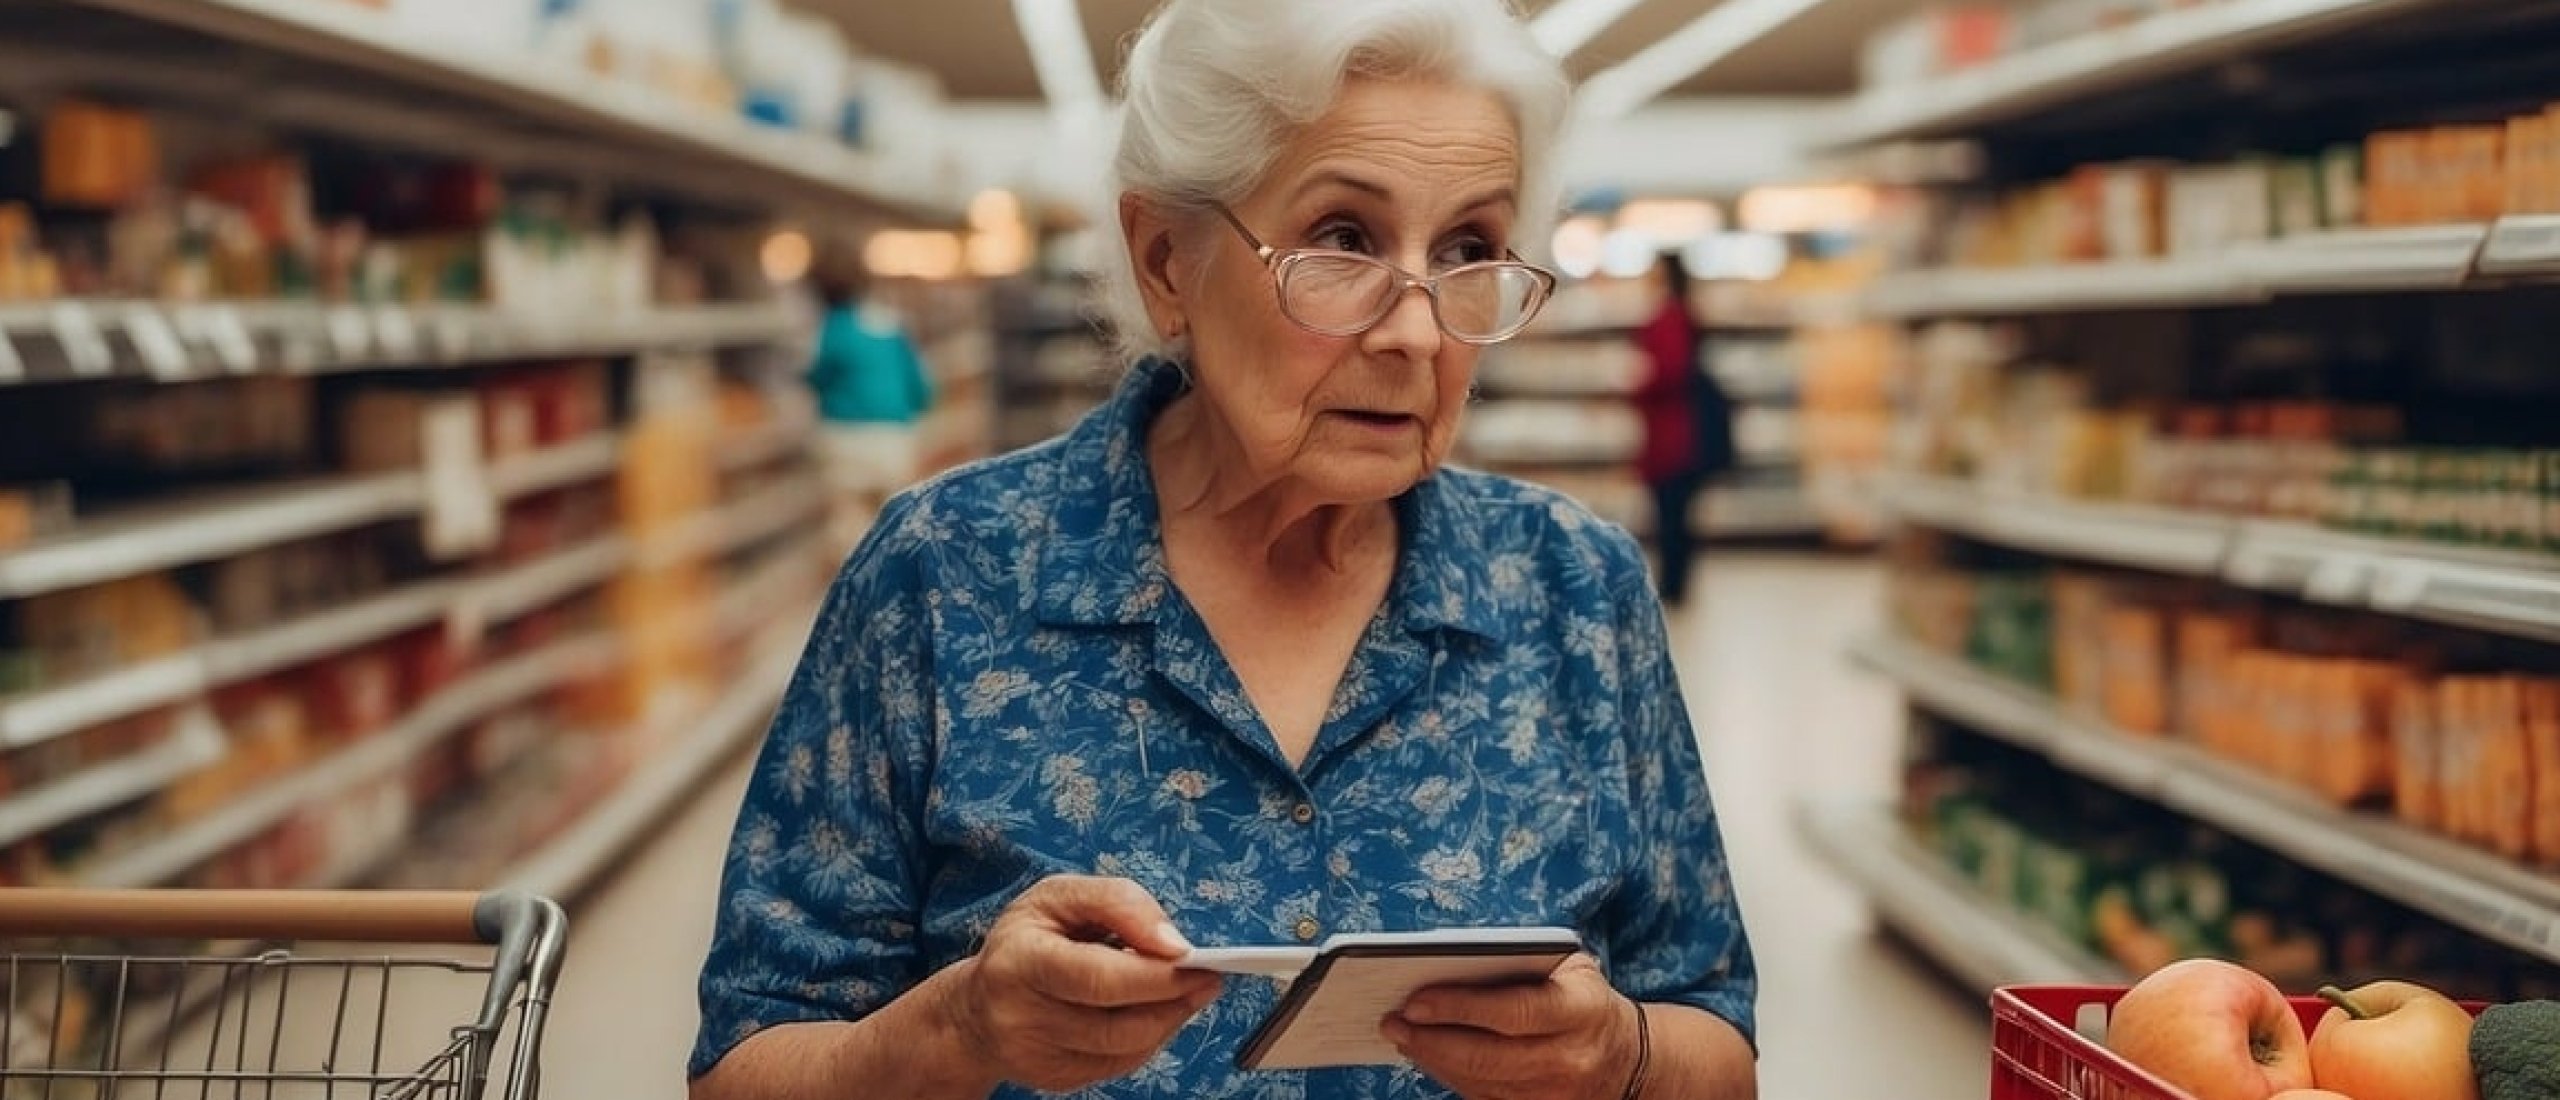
[1362,280,1443,360]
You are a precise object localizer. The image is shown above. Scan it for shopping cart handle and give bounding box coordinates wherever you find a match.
[0,889,495,943]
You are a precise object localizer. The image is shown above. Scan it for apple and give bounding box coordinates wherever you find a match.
[2268,1092,2355,1100]
[2108,958,2314,1100]
[2309,981,2479,1100]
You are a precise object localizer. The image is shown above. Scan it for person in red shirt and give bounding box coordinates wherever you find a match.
[1631,252,1735,606]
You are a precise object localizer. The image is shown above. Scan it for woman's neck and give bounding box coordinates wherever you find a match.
[1146,393,1396,580]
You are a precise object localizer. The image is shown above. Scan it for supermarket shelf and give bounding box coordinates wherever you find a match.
[504,631,798,901]
[2223,522,2560,646]
[81,630,622,889]
[2477,215,2560,277]
[1886,475,2560,644]
[68,0,956,224]
[0,301,796,386]
[0,716,225,848]
[0,535,629,749]
[1865,225,2490,318]
[634,478,826,571]
[1867,257,2257,317]
[0,432,621,600]
[1821,0,2448,147]
[1885,474,2232,576]
[1852,634,2560,966]
[716,413,819,472]
[1797,797,2128,993]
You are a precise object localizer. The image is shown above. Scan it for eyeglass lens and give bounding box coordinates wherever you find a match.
[1278,254,1544,340]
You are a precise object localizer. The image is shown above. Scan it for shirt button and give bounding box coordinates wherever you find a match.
[1290,801,1316,825]
[1293,916,1322,943]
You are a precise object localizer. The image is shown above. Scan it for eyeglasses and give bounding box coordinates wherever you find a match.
[1212,204,1557,345]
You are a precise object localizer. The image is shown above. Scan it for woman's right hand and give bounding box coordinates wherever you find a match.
[939,875,1224,1093]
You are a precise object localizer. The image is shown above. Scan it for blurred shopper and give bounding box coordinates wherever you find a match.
[690,1,1757,1097]
[1633,251,1736,607]
[806,258,934,549]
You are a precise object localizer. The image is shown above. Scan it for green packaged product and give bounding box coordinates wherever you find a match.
[2470,1000,2560,1100]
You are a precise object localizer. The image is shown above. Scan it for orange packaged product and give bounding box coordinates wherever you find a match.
[2440,679,2485,846]
[2364,131,2413,228]
[2487,677,2536,861]
[2393,679,2442,830]
[2310,661,2398,806]
[2526,678,2560,865]
[2102,604,2170,735]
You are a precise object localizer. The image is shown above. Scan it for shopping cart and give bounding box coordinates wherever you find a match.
[1992,985,2488,1100]
[0,889,565,1100]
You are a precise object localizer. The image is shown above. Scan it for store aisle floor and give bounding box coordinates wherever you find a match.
[548,553,1987,1098]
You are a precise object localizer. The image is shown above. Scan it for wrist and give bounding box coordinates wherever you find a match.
[916,960,1007,1097]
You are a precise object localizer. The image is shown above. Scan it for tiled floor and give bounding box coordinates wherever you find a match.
[541,552,1990,1098]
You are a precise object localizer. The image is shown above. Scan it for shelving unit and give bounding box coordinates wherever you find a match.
[1796,798,2128,993]
[54,0,957,224]
[1851,635,2560,966]
[1820,0,2451,148]
[1883,475,2560,646]
[1865,225,2497,319]
[1467,285,1824,541]
[1822,0,2560,995]
[0,301,796,386]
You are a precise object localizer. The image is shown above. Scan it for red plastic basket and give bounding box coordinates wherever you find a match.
[1990,985,2486,1100]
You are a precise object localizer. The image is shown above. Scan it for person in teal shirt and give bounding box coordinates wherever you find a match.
[807,262,934,546]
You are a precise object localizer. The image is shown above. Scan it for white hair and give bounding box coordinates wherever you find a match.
[1096,0,1571,361]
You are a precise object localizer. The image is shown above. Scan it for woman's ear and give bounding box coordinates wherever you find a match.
[1119,192,1187,341]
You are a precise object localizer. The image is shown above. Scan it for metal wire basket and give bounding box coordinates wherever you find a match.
[0,890,566,1100]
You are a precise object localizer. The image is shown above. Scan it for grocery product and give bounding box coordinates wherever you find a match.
[2309,981,2482,1100]
[2107,958,2314,1100]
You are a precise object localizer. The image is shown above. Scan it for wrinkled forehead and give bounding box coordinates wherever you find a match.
[1250,79,1525,218]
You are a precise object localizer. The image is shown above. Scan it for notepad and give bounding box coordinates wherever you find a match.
[1182,927,1583,1071]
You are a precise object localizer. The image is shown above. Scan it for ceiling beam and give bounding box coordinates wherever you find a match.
[1529,0,1650,57]
[1574,0,1827,121]
[1011,0,1107,124]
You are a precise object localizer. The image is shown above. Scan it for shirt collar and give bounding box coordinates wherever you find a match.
[1032,357,1511,643]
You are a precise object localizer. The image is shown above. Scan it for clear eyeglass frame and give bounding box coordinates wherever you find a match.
[1211,203,1558,345]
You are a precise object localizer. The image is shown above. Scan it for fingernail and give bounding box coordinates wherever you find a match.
[1158,922,1194,954]
[1402,1001,1438,1025]
[1380,1017,1413,1045]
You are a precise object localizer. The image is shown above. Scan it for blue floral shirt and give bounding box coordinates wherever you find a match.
[691,359,1756,1097]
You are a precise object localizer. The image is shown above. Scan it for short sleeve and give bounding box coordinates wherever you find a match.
[688,495,939,1079]
[1594,542,1759,1050]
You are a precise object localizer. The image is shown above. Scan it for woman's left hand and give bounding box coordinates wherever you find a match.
[1381,955,1644,1100]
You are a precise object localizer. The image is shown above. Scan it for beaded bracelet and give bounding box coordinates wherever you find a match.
[1618,997,1653,1100]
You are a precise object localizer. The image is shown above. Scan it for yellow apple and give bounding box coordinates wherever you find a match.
[2309,981,2478,1100]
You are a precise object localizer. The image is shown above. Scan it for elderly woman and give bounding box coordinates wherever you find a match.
[687,0,1757,1096]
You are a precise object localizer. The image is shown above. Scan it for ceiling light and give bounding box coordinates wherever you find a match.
[1528,0,1648,57]
[1011,0,1107,134]
[1738,184,1878,234]
[1551,215,1607,280]
[1576,0,1826,122]
[759,230,812,284]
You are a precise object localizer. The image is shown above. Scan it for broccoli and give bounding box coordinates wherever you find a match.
[2473,1001,2560,1100]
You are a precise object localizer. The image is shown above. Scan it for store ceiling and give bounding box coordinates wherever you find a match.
[801,0,1905,103]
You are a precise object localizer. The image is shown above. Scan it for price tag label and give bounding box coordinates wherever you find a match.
[52,302,113,376]
[125,307,191,380]
[373,307,419,361]
[325,306,373,361]
[2481,216,2560,274]
[184,305,260,374]
[2225,550,2276,589]
[2305,557,2370,604]
[2370,564,2429,612]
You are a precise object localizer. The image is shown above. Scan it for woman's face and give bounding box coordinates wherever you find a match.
[1141,78,1522,505]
